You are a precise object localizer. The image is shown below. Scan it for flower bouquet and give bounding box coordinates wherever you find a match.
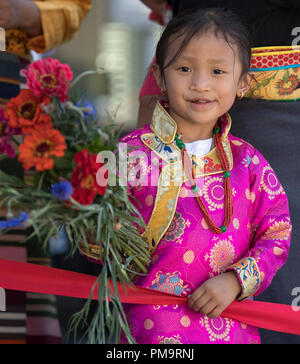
[0,58,150,344]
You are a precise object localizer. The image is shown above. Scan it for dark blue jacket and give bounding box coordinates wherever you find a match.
[167,0,300,46]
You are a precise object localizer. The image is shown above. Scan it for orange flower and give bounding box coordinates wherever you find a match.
[5,89,52,134]
[18,128,66,171]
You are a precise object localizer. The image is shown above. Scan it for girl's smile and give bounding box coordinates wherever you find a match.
[187,97,217,111]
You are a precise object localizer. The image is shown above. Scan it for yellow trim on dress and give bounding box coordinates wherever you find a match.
[141,103,233,255]
[228,257,261,300]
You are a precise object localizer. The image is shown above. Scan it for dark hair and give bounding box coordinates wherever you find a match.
[156,7,252,80]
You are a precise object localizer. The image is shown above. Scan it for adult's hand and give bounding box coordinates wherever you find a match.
[0,0,42,37]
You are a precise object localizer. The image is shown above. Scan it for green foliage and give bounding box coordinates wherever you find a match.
[0,70,150,344]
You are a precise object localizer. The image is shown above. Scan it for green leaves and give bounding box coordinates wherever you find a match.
[0,69,151,344]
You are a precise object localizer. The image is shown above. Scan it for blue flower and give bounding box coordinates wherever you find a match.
[75,101,96,122]
[0,212,29,230]
[19,212,29,222]
[82,102,96,118]
[51,181,73,201]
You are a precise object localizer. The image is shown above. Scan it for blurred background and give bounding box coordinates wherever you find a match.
[44,0,162,342]
[41,0,161,133]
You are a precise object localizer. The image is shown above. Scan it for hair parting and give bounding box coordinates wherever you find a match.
[156,7,253,80]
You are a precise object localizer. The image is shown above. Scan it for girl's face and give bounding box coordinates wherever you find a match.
[154,30,250,139]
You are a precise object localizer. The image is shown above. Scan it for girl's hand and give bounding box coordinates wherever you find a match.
[0,0,42,37]
[188,271,242,319]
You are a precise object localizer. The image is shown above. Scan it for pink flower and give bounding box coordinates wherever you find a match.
[22,58,73,102]
[0,107,21,158]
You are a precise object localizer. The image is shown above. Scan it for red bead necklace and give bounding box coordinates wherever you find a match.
[175,125,234,234]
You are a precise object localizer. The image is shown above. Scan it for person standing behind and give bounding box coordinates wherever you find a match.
[0,0,91,344]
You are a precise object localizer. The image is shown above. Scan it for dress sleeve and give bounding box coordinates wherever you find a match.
[228,149,292,300]
[27,0,91,53]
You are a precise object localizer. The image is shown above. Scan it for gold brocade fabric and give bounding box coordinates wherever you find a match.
[4,0,91,57]
[5,29,30,58]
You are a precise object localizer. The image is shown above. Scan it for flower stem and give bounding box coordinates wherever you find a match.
[37,171,46,192]
[11,136,21,146]
[70,70,105,89]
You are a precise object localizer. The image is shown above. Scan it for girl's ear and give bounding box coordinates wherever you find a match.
[152,64,166,93]
[237,72,254,99]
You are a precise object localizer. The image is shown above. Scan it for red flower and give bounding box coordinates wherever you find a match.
[71,149,108,205]
[5,89,52,134]
[22,58,73,102]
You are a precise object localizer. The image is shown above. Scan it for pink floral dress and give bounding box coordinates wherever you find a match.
[119,103,292,344]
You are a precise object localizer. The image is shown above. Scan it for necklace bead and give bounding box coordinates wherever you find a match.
[175,138,185,150]
[221,225,227,233]
[192,185,199,193]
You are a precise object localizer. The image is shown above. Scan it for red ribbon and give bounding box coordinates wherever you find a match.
[0,258,299,336]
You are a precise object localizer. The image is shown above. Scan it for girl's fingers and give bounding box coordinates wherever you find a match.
[187,286,206,310]
[207,306,224,319]
[189,292,211,313]
[199,299,218,316]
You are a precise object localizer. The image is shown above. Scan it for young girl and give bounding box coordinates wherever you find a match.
[119,8,292,344]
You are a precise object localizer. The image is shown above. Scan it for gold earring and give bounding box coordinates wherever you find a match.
[238,91,245,99]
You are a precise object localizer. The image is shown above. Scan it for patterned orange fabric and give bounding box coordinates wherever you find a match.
[5,0,91,55]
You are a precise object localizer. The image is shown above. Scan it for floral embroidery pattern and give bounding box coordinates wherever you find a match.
[262,219,292,241]
[154,136,173,157]
[150,271,190,310]
[141,133,181,164]
[276,73,300,96]
[157,334,183,344]
[203,177,225,211]
[230,257,261,299]
[164,211,186,242]
[202,156,221,174]
[120,133,139,142]
[259,165,283,200]
[205,239,236,274]
[6,29,29,56]
[127,153,148,188]
[245,188,256,203]
[242,155,253,168]
[199,316,235,342]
